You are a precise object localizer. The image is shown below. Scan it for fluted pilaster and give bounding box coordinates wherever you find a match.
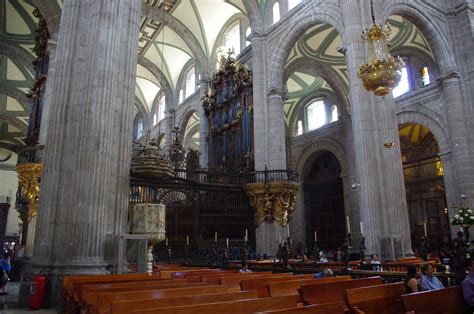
[342,1,412,257]
[32,0,141,273]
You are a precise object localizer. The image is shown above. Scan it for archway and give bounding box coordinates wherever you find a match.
[399,123,450,253]
[303,151,345,253]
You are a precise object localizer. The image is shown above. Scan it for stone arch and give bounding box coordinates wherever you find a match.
[242,0,263,32]
[0,86,29,111]
[138,57,174,108]
[396,108,450,155]
[134,96,150,133]
[175,60,197,104]
[267,3,344,89]
[0,116,28,134]
[141,5,209,77]
[176,107,199,142]
[283,58,349,115]
[31,0,61,37]
[382,2,457,74]
[294,137,347,179]
[0,42,35,72]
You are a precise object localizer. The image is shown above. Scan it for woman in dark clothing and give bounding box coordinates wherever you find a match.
[405,264,420,293]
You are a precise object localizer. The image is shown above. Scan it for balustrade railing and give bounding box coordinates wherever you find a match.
[17,145,44,164]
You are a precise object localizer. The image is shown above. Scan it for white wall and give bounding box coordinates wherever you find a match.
[0,151,20,237]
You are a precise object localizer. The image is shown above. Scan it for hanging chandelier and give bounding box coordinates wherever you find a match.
[358,0,405,97]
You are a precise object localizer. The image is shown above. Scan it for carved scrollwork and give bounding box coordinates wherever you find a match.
[16,163,42,221]
[244,182,298,227]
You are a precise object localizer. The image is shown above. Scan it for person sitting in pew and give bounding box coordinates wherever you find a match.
[462,257,474,306]
[420,262,444,291]
[239,263,253,273]
[404,264,420,293]
[314,268,334,278]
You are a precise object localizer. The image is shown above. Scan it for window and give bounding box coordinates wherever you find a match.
[223,22,241,55]
[306,100,326,131]
[421,66,430,86]
[245,27,251,47]
[331,105,338,122]
[153,95,166,126]
[288,0,301,10]
[179,89,184,103]
[135,117,144,139]
[296,120,303,136]
[392,66,410,98]
[185,67,196,98]
[273,2,280,24]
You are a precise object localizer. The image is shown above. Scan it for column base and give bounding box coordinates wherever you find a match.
[19,257,108,310]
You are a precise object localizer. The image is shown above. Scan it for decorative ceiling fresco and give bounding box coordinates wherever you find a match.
[0,0,37,149]
[284,15,436,129]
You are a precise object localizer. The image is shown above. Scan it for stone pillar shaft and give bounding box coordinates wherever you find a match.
[33,0,141,271]
[342,2,412,257]
[198,76,209,168]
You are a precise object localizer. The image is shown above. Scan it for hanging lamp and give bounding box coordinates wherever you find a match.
[358,0,405,97]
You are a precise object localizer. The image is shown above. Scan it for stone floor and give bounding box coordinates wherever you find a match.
[0,282,56,313]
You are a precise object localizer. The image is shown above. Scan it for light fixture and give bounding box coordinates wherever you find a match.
[358,0,405,97]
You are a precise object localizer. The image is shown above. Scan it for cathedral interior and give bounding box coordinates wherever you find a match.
[0,0,473,309]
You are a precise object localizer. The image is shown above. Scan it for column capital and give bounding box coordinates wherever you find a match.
[436,70,461,84]
[248,31,265,41]
[267,87,288,100]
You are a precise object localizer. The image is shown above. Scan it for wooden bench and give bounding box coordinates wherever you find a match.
[268,275,351,302]
[65,274,163,313]
[220,273,282,292]
[200,271,276,285]
[161,268,217,279]
[256,302,345,313]
[185,270,239,283]
[83,281,202,313]
[300,276,383,307]
[402,286,472,314]
[131,295,298,314]
[241,274,314,297]
[345,282,405,314]
[111,290,259,314]
[96,285,228,314]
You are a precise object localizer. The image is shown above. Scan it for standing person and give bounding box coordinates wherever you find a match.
[404,264,420,293]
[2,254,10,279]
[420,263,444,291]
[462,257,474,307]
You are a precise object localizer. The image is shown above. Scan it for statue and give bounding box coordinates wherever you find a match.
[360,237,366,263]
[147,247,154,275]
[340,234,352,270]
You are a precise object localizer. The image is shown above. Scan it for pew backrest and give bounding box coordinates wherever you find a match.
[268,276,351,302]
[96,285,228,314]
[345,282,405,314]
[402,286,471,314]
[300,276,383,306]
[241,274,314,297]
[256,302,345,313]
[131,295,298,314]
[111,290,259,314]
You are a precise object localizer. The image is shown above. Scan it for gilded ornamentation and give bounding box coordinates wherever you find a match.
[358,1,405,97]
[131,138,174,178]
[244,182,298,227]
[16,163,42,221]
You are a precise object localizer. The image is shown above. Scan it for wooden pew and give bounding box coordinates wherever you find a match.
[83,281,201,313]
[268,275,351,302]
[300,276,383,308]
[161,268,218,279]
[65,274,163,313]
[111,290,259,314]
[256,302,345,313]
[241,274,314,297]
[345,282,405,314]
[96,285,228,314]
[131,295,298,314]
[220,273,282,292]
[185,270,239,283]
[199,271,275,284]
[402,286,472,314]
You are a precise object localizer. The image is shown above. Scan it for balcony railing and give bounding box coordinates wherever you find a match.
[17,145,44,164]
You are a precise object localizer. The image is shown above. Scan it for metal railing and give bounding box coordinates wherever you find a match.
[17,145,44,164]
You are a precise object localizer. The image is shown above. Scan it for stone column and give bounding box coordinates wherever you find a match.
[38,38,57,145]
[30,0,141,273]
[251,32,290,255]
[438,73,474,207]
[198,75,209,168]
[342,2,412,258]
